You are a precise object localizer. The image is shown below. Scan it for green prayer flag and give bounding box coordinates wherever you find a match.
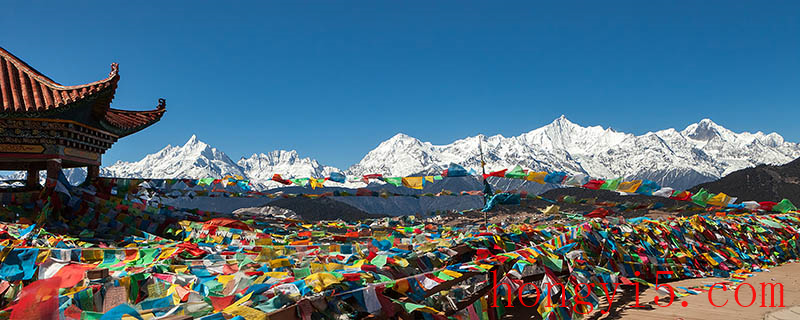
[773,199,797,213]
[541,255,563,271]
[600,178,621,190]
[238,257,255,269]
[436,271,454,281]
[293,267,311,278]
[81,311,103,320]
[691,189,711,207]
[384,177,402,187]
[371,254,388,268]
[134,248,160,267]
[505,165,527,179]
[402,301,428,313]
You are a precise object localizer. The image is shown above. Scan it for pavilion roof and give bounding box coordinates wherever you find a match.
[0,47,164,136]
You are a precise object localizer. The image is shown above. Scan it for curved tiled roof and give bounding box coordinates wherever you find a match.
[0,47,120,113]
[103,99,167,137]
[0,47,165,137]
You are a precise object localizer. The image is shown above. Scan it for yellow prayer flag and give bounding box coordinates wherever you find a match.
[393,257,409,267]
[702,253,719,266]
[441,269,462,278]
[269,258,290,268]
[217,275,235,286]
[263,271,289,279]
[36,249,50,264]
[304,273,341,292]
[158,247,177,261]
[81,249,104,263]
[537,292,554,315]
[540,205,560,215]
[170,265,189,274]
[401,177,424,190]
[325,263,344,271]
[706,193,731,207]
[255,247,274,262]
[617,180,642,193]
[310,178,325,189]
[526,172,547,184]
[224,305,267,320]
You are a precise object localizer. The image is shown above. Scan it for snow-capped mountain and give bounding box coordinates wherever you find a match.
[1,136,343,187]
[237,150,339,182]
[4,117,798,191]
[0,168,87,186]
[346,116,800,189]
[237,150,341,188]
[103,135,245,179]
[101,135,342,189]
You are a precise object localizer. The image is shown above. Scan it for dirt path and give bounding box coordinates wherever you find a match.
[590,262,800,320]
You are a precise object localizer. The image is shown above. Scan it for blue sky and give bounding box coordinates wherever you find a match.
[2,1,798,169]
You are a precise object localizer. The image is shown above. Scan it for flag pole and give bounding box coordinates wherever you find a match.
[479,137,489,231]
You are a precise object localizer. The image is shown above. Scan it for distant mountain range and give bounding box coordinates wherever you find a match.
[5,116,800,191]
[347,116,800,190]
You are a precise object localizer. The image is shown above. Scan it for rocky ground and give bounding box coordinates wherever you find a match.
[234,196,388,221]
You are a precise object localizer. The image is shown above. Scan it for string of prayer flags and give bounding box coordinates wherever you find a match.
[92,165,799,214]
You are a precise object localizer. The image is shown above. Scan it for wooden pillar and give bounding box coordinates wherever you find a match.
[26,168,40,190]
[87,165,99,184]
[46,159,62,182]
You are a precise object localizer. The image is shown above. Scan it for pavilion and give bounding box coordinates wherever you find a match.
[0,47,165,189]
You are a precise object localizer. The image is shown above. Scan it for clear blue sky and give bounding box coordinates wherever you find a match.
[3,1,798,169]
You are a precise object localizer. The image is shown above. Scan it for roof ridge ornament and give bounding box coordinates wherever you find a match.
[110,63,119,76]
[157,98,166,109]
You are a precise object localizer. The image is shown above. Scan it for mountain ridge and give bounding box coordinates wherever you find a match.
[345,116,800,189]
[690,157,800,205]
[4,117,798,190]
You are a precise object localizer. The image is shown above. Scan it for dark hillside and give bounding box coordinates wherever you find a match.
[690,157,800,204]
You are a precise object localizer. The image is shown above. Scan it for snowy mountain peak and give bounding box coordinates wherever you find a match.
[103,135,244,179]
[185,134,199,146]
[390,132,413,140]
[683,119,729,141]
[237,149,339,185]
[382,133,423,146]
[550,114,574,126]
[240,150,306,165]
[368,133,429,156]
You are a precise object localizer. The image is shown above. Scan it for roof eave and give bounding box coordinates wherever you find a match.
[100,98,166,137]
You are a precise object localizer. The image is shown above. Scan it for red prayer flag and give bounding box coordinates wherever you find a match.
[482,169,508,180]
[63,305,82,320]
[362,174,383,180]
[271,174,293,185]
[53,264,98,288]
[585,207,611,218]
[475,248,491,261]
[209,295,235,311]
[10,277,60,320]
[759,201,778,211]
[671,191,693,201]
[583,179,605,190]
